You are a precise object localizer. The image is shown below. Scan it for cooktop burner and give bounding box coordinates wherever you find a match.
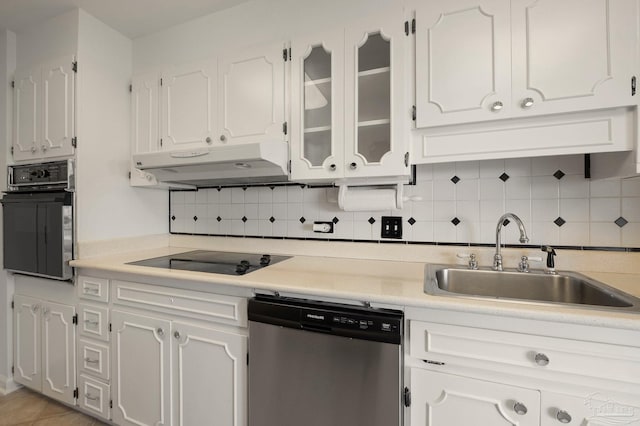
[128,250,290,276]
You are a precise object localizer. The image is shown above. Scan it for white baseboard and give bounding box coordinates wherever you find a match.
[0,375,21,395]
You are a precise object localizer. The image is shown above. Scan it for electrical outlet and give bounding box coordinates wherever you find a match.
[381,216,402,239]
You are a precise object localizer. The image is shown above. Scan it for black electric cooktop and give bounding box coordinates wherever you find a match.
[128,250,290,276]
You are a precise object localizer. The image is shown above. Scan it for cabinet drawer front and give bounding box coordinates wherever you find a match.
[78,375,110,421]
[78,276,109,303]
[409,320,640,384]
[78,339,110,381]
[112,280,247,327]
[78,304,109,342]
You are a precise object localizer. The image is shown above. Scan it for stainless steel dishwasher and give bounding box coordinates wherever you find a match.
[248,295,403,426]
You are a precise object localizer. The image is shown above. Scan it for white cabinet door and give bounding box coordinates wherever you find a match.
[41,55,75,159]
[411,369,540,426]
[511,0,639,118]
[218,43,286,145]
[12,68,40,162]
[172,321,247,426]
[290,30,345,181]
[13,295,41,390]
[344,9,409,178]
[41,301,76,405]
[415,0,511,127]
[131,72,160,155]
[112,310,171,426]
[161,61,217,151]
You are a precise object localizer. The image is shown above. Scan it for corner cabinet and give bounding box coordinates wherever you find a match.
[12,54,76,162]
[13,294,76,405]
[290,8,410,183]
[415,0,639,128]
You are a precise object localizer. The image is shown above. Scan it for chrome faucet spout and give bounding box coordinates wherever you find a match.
[493,213,529,271]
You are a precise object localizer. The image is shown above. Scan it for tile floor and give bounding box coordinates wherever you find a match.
[0,387,106,425]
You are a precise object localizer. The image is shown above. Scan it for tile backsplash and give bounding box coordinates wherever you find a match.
[170,155,640,248]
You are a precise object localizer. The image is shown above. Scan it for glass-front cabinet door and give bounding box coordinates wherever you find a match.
[290,31,344,182]
[344,11,408,179]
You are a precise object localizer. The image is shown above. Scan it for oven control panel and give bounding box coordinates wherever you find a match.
[8,160,74,191]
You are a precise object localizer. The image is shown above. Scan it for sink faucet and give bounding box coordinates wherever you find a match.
[493,213,529,271]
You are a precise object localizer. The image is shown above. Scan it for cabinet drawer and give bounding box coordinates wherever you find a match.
[78,276,109,303]
[112,280,247,327]
[78,339,110,381]
[409,320,640,384]
[78,374,110,421]
[78,304,109,342]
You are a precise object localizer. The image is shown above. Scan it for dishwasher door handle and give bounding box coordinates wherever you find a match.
[300,323,332,333]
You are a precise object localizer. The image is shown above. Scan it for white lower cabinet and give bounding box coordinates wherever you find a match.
[111,309,247,426]
[78,374,111,420]
[410,369,540,426]
[14,294,76,405]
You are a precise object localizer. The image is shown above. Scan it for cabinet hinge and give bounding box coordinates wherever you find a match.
[11,300,14,309]
[246,352,249,365]
[10,146,13,156]
[72,61,78,73]
[73,388,79,399]
[283,48,291,62]
[128,171,132,179]
[632,76,636,96]
[412,18,416,34]
[283,121,288,135]
[11,366,14,375]
[11,80,14,88]
[404,21,409,36]
[287,160,291,173]
[404,152,409,167]
[129,83,133,92]
[71,137,77,148]
[412,105,416,121]
[109,323,112,332]
[72,314,78,325]
[110,400,113,409]
[160,138,163,147]
[403,387,411,407]
[160,78,163,86]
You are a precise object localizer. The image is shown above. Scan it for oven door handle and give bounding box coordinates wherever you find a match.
[1,194,68,204]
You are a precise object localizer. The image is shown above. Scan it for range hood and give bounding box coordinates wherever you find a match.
[132,141,289,187]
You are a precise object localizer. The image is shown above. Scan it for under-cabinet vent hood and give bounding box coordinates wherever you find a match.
[132,141,289,187]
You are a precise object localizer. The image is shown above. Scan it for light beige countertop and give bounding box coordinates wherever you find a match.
[70,242,640,331]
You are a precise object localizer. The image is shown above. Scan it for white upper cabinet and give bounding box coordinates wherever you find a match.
[218,42,286,145]
[291,8,410,183]
[160,60,218,151]
[131,72,160,155]
[416,0,511,128]
[415,0,639,128]
[510,0,638,117]
[13,55,76,162]
[290,30,345,181]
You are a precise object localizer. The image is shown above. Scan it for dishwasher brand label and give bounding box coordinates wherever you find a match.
[306,314,325,321]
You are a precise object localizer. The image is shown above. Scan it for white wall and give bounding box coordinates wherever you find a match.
[76,10,167,242]
[0,29,17,395]
[133,0,402,71]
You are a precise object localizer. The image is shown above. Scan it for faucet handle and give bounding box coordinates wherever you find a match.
[457,253,479,270]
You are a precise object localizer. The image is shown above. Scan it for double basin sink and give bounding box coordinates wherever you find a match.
[424,264,640,313]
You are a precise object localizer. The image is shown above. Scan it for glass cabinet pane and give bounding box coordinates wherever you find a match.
[303,46,332,167]
[357,32,391,164]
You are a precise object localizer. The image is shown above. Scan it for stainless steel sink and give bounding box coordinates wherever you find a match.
[424,264,640,312]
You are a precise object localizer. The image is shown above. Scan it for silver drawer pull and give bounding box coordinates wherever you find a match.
[84,319,99,326]
[513,402,528,415]
[85,393,100,401]
[534,352,550,366]
[84,357,99,364]
[83,287,100,294]
[556,410,572,423]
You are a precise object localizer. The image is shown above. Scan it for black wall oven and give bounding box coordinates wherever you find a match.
[1,160,74,280]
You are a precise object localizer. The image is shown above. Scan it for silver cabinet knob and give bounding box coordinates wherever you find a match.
[41,144,47,152]
[206,136,212,144]
[556,410,572,423]
[174,331,181,340]
[156,328,165,338]
[491,101,503,111]
[219,135,226,142]
[31,146,37,153]
[329,164,336,171]
[349,162,357,170]
[32,304,40,313]
[534,352,550,366]
[514,402,528,415]
[521,97,534,108]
